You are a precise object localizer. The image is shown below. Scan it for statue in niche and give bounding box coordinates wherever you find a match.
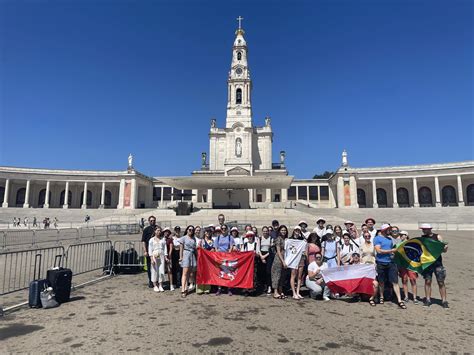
[128,153,133,169]
[265,116,271,127]
[201,152,207,167]
[211,118,216,128]
[280,150,286,165]
[235,138,242,158]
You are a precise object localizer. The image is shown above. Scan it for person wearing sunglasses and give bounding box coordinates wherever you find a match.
[305,252,330,301]
[178,225,197,298]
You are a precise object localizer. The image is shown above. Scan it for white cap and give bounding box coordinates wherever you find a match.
[245,231,255,237]
[230,227,239,232]
[298,220,308,227]
[207,224,214,229]
[325,229,334,235]
[419,223,432,229]
[400,230,408,235]
[294,226,302,230]
[316,217,326,223]
[344,220,354,225]
[380,223,391,231]
[214,226,222,231]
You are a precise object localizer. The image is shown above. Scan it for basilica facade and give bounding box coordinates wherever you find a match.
[1,24,473,210]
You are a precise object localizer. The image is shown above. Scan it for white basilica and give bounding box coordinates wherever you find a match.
[1,22,474,211]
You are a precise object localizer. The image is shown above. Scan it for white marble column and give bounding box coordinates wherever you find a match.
[44,181,50,208]
[192,189,198,203]
[349,176,358,208]
[117,179,125,209]
[2,179,10,207]
[160,187,164,206]
[207,189,213,206]
[413,178,419,207]
[281,188,288,202]
[130,178,137,209]
[434,176,441,207]
[248,189,254,203]
[336,177,344,208]
[266,188,272,203]
[81,182,88,209]
[23,180,31,208]
[63,181,69,209]
[372,179,378,208]
[295,186,299,201]
[392,179,398,208]
[457,175,465,206]
[100,182,106,208]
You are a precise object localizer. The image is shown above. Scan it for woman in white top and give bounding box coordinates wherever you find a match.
[242,231,259,295]
[338,232,359,266]
[148,227,168,292]
[306,252,330,300]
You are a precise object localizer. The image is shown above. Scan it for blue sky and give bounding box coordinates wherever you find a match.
[0,0,472,178]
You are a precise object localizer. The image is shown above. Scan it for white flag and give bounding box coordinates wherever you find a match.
[284,239,307,269]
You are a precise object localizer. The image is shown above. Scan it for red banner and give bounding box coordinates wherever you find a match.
[196,249,254,289]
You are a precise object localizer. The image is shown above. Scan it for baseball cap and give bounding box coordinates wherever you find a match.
[419,223,432,230]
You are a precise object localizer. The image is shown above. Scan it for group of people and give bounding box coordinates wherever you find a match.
[11,216,58,229]
[141,214,449,309]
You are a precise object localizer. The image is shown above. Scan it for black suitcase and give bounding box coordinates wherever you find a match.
[29,254,49,308]
[46,255,72,304]
[118,248,141,274]
[103,247,119,273]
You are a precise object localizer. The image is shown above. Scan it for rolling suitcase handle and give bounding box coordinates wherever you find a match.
[33,254,42,280]
[53,254,62,268]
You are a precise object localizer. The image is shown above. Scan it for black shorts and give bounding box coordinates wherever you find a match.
[421,259,446,282]
[376,262,398,284]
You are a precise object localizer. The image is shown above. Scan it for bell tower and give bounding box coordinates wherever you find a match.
[226,16,252,129]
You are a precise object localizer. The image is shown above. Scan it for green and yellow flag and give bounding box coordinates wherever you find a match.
[393,237,446,273]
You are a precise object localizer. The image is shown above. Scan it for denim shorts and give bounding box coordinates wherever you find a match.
[376,262,398,284]
[421,260,446,282]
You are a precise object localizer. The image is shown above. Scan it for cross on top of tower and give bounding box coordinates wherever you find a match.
[237,16,244,29]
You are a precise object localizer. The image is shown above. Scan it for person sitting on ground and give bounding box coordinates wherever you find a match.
[374,224,406,309]
[338,232,359,266]
[350,252,379,306]
[306,252,330,301]
[149,226,168,292]
[419,224,449,308]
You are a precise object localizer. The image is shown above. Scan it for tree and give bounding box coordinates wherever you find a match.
[313,171,334,179]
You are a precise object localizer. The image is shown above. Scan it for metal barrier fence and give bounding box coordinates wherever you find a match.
[1,227,110,251]
[113,240,145,268]
[64,241,113,278]
[107,224,140,235]
[0,246,65,296]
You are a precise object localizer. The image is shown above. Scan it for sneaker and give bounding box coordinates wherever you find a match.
[442,301,449,309]
[188,283,195,291]
[323,296,331,301]
[413,298,419,305]
[228,290,233,296]
[159,286,165,292]
[153,286,159,292]
[148,282,154,288]
[423,298,432,307]
[170,285,175,291]
[404,297,409,303]
[215,289,222,296]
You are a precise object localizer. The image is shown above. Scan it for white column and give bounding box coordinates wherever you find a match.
[392,179,398,208]
[349,176,358,208]
[336,177,344,208]
[2,179,10,207]
[63,181,69,209]
[81,181,87,209]
[457,175,465,206]
[413,178,419,207]
[248,189,254,203]
[117,179,125,209]
[192,189,198,203]
[23,180,31,208]
[296,186,299,201]
[207,189,213,207]
[266,188,271,203]
[306,186,310,203]
[372,179,378,208]
[130,178,137,209]
[100,182,106,208]
[160,187,164,206]
[434,176,441,207]
[44,181,50,208]
[281,188,288,202]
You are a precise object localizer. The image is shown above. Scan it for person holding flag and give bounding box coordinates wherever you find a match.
[373,224,406,309]
[286,226,307,300]
[419,224,449,308]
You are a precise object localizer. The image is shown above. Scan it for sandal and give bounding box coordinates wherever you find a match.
[398,301,407,309]
[273,295,283,299]
[369,299,376,307]
[181,291,187,298]
[280,293,287,299]
[379,297,384,304]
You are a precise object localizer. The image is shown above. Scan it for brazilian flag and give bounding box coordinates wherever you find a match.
[393,237,446,273]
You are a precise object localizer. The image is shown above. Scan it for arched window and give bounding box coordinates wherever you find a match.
[467,184,474,206]
[236,88,242,104]
[441,185,457,206]
[60,190,72,206]
[16,188,26,206]
[418,187,433,207]
[376,188,387,207]
[80,190,93,207]
[0,186,4,204]
[357,189,366,207]
[237,51,242,60]
[104,190,112,207]
[397,187,410,207]
[38,189,52,207]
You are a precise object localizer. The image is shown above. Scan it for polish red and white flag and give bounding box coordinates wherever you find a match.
[321,264,376,295]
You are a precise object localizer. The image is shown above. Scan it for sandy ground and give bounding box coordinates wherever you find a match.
[1,231,473,353]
